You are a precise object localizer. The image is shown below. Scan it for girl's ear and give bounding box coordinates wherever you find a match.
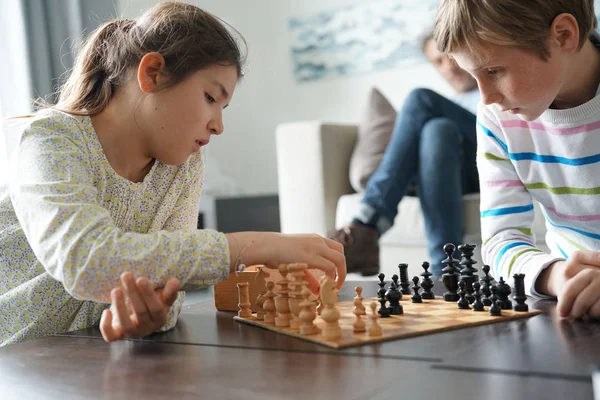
[137,52,168,93]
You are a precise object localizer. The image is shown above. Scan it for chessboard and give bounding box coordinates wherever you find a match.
[234,297,542,349]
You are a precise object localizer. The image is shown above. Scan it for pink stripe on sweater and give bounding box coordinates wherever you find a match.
[500,120,600,135]
[545,206,600,222]
[487,180,524,188]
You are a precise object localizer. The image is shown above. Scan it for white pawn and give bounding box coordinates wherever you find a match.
[353,295,366,333]
[354,286,366,315]
[367,302,382,337]
[299,287,319,335]
[262,281,276,324]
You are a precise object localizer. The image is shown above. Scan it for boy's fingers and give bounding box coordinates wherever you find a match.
[588,298,600,320]
[558,272,594,317]
[112,288,135,336]
[121,272,150,325]
[569,281,598,319]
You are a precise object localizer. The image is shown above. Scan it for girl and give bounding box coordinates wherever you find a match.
[0,2,346,346]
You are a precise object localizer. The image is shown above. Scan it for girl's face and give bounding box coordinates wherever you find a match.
[138,64,238,165]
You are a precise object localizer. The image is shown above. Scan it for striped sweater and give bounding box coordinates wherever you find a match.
[476,91,600,297]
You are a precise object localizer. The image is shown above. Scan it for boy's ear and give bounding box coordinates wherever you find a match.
[549,13,580,54]
[137,52,169,93]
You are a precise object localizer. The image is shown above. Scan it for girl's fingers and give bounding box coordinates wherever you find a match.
[100,309,121,342]
[160,278,180,307]
[304,270,321,295]
[112,288,136,337]
[137,277,167,323]
[121,272,150,325]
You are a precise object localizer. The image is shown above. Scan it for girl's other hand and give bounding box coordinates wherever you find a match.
[100,272,180,342]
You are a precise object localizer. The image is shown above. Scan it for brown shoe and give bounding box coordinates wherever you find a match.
[327,223,380,276]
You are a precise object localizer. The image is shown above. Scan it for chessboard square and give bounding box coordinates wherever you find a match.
[421,309,457,316]
[456,315,491,323]
[405,323,445,331]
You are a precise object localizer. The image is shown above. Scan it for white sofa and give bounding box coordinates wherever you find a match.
[275,121,548,280]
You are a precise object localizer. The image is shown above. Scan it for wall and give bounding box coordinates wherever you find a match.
[117,0,453,196]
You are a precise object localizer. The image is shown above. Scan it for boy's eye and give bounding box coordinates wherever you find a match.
[487,69,501,76]
[205,93,216,104]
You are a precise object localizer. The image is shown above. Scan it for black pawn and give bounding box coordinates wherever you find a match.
[420,261,435,299]
[472,281,485,312]
[480,264,495,306]
[512,273,529,312]
[386,274,403,315]
[457,280,470,309]
[398,263,412,295]
[489,285,502,316]
[411,276,423,303]
[497,277,513,310]
[442,243,460,302]
[458,243,478,304]
[391,274,403,301]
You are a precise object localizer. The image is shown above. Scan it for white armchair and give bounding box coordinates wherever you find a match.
[275,121,547,279]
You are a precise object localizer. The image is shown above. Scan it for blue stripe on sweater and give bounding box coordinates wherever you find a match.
[481,204,534,218]
[546,219,600,241]
[496,242,535,275]
[556,244,568,259]
[477,121,600,166]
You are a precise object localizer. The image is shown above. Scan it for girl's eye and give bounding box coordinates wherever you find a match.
[205,93,216,104]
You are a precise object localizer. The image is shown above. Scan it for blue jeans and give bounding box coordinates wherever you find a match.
[355,88,479,277]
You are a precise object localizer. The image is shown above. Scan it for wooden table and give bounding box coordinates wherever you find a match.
[1,282,599,400]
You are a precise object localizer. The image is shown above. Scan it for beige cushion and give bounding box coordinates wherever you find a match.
[349,88,397,192]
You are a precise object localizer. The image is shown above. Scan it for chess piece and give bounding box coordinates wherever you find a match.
[237,282,252,317]
[367,302,383,337]
[255,291,266,321]
[353,295,367,333]
[471,281,485,312]
[420,261,435,299]
[377,273,391,317]
[512,273,529,312]
[299,287,319,335]
[354,286,366,315]
[397,263,412,295]
[263,281,277,324]
[320,276,341,340]
[489,285,502,316]
[457,280,470,309]
[385,276,403,315]
[480,264,495,306]
[458,243,478,304]
[411,276,423,303]
[442,243,460,302]
[287,263,308,331]
[497,277,513,310]
[390,274,403,301]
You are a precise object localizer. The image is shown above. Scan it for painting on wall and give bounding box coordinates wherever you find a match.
[290,0,600,83]
[289,0,438,82]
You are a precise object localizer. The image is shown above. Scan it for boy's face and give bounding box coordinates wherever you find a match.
[452,44,563,121]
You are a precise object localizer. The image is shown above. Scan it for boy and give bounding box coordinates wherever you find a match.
[433,0,600,319]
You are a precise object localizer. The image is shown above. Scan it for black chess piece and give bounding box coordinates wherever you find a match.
[471,281,485,312]
[390,274,403,301]
[377,273,391,317]
[420,261,435,299]
[398,263,412,295]
[458,243,478,304]
[386,274,404,315]
[457,280,470,309]
[512,273,529,312]
[480,264,495,306]
[442,243,460,302]
[489,285,502,316]
[411,276,423,303]
[497,277,513,310]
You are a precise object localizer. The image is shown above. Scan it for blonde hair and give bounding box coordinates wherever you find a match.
[45,2,245,116]
[433,0,597,61]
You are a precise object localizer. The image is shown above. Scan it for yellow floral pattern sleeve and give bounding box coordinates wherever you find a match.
[0,109,229,345]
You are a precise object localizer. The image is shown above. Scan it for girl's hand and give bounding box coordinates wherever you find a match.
[262,233,346,289]
[100,272,180,342]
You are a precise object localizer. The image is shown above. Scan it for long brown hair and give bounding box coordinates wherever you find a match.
[45,2,245,117]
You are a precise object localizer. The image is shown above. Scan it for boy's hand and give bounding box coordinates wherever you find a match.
[547,251,600,319]
[100,272,180,342]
